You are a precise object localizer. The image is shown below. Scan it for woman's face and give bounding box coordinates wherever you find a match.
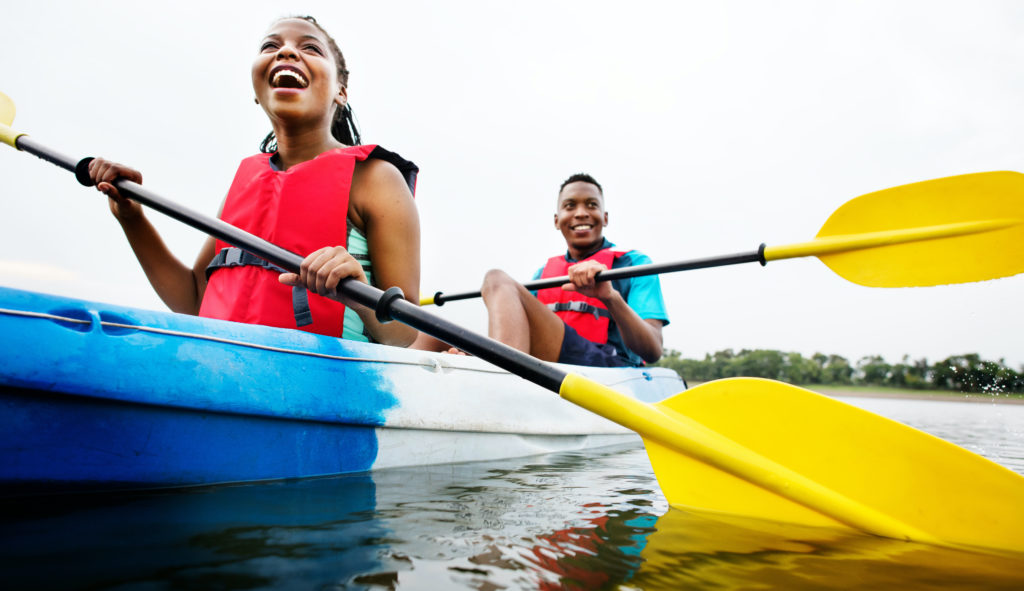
[251,18,346,128]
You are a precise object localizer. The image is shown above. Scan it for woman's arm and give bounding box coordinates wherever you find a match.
[348,158,420,346]
[120,218,215,314]
[282,157,420,346]
[89,158,215,315]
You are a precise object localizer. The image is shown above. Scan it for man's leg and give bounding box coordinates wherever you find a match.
[410,332,458,352]
[480,269,565,362]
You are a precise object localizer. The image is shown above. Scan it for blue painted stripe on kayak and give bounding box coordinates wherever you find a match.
[0,286,403,487]
[1,386,381,490]
[0,286,399,425]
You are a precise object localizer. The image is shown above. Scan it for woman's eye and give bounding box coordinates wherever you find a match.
[260,41,279,52]
[304,44,324,55]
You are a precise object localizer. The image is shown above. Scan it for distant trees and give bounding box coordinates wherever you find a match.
[653,349,1024,394]
[929,354,1024,393]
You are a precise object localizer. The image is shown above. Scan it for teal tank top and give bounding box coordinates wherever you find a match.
[341,221,372,342]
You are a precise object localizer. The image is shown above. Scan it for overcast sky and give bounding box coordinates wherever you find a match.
[2,0,1022,369]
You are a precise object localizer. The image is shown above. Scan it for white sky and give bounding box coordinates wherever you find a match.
[2,0,1022,369]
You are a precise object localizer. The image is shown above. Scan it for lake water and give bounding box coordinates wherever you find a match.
[2,395,1023,590]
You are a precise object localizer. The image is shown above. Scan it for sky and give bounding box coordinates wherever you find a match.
[2,0,1023,370]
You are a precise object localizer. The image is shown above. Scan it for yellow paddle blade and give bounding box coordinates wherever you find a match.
[643,378,1024,554]
[559,375,927,544]
[0,91,13,126]
[0,91,22,148]
[766,172,1024,287]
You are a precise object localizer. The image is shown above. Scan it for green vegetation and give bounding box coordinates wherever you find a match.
[653,349,1024,394]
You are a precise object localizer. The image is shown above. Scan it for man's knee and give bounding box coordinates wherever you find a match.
[481,269,516,293]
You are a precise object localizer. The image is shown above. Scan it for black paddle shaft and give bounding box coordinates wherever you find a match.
[431,248,769,306]
[14,135,570,392]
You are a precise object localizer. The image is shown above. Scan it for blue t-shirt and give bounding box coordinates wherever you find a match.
[533,239,669,366]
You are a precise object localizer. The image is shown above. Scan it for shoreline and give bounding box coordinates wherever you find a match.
[808,386,1024,405]
[686,382,1024,405]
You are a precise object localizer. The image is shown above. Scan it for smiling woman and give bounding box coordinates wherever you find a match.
[252,16,360,155]
[81,15,422,347]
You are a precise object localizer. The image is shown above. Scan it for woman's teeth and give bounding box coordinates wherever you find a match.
[272,70,309,89]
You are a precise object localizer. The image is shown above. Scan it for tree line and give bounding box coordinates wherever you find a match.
[652,349,1024,394]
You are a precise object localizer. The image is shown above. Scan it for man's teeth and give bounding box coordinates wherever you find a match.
[272,70,309,88]
[572,225,593,230]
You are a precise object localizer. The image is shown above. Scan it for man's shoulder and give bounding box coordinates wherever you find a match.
[612,248,652,267]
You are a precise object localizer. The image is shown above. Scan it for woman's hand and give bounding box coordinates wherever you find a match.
[88,158,144,222]
[279,245,367,306]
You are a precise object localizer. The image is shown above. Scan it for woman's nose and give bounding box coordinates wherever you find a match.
[276,44,298,60]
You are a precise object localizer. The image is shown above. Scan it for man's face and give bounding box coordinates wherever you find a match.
[555,181,608,254]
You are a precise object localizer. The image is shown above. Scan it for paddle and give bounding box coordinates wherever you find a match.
[421,172,1024,305]
[3,92,1024,554]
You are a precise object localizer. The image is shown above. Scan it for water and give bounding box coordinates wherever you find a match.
[2,396,1023,590]
[836,395,1024,473]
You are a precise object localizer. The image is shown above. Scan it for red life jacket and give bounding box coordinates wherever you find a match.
[536,247,627,344]
[198,145,379,337]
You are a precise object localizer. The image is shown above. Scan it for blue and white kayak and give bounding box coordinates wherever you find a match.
[0,286,684,494]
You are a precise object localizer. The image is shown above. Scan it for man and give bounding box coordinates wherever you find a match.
[478,173,668,367]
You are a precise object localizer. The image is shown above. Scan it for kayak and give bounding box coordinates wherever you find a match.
[0,285,685,494]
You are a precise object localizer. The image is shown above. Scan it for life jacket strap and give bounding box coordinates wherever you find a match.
[206,247,314,327]
[546,301,611,319]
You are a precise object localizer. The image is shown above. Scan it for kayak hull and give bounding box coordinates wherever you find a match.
[0,286,684,493]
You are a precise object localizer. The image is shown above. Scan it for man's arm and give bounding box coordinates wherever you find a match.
[598,290,664,363]
[564,259,665,363]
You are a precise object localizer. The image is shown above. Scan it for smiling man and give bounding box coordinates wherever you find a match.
[477,173,669,367]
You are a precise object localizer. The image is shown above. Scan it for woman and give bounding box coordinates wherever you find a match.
[88,16,420,346]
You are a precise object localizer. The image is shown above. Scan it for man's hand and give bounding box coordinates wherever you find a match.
[562,259,613,301]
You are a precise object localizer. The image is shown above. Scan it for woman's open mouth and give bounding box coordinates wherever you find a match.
[270,67,309,89]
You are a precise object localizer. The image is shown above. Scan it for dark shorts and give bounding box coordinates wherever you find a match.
[557,323,628,368]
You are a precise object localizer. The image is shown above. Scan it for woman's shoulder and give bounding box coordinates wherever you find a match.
[351,148,419,200]
[348,146,420,230]
[352,157,413,193]
[355,145,418,194]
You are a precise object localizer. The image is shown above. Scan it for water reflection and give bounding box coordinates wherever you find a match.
[836,395,1024,473]
[1,473,389,589]
[2,397,1023,590]
[634,508,1024,590]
